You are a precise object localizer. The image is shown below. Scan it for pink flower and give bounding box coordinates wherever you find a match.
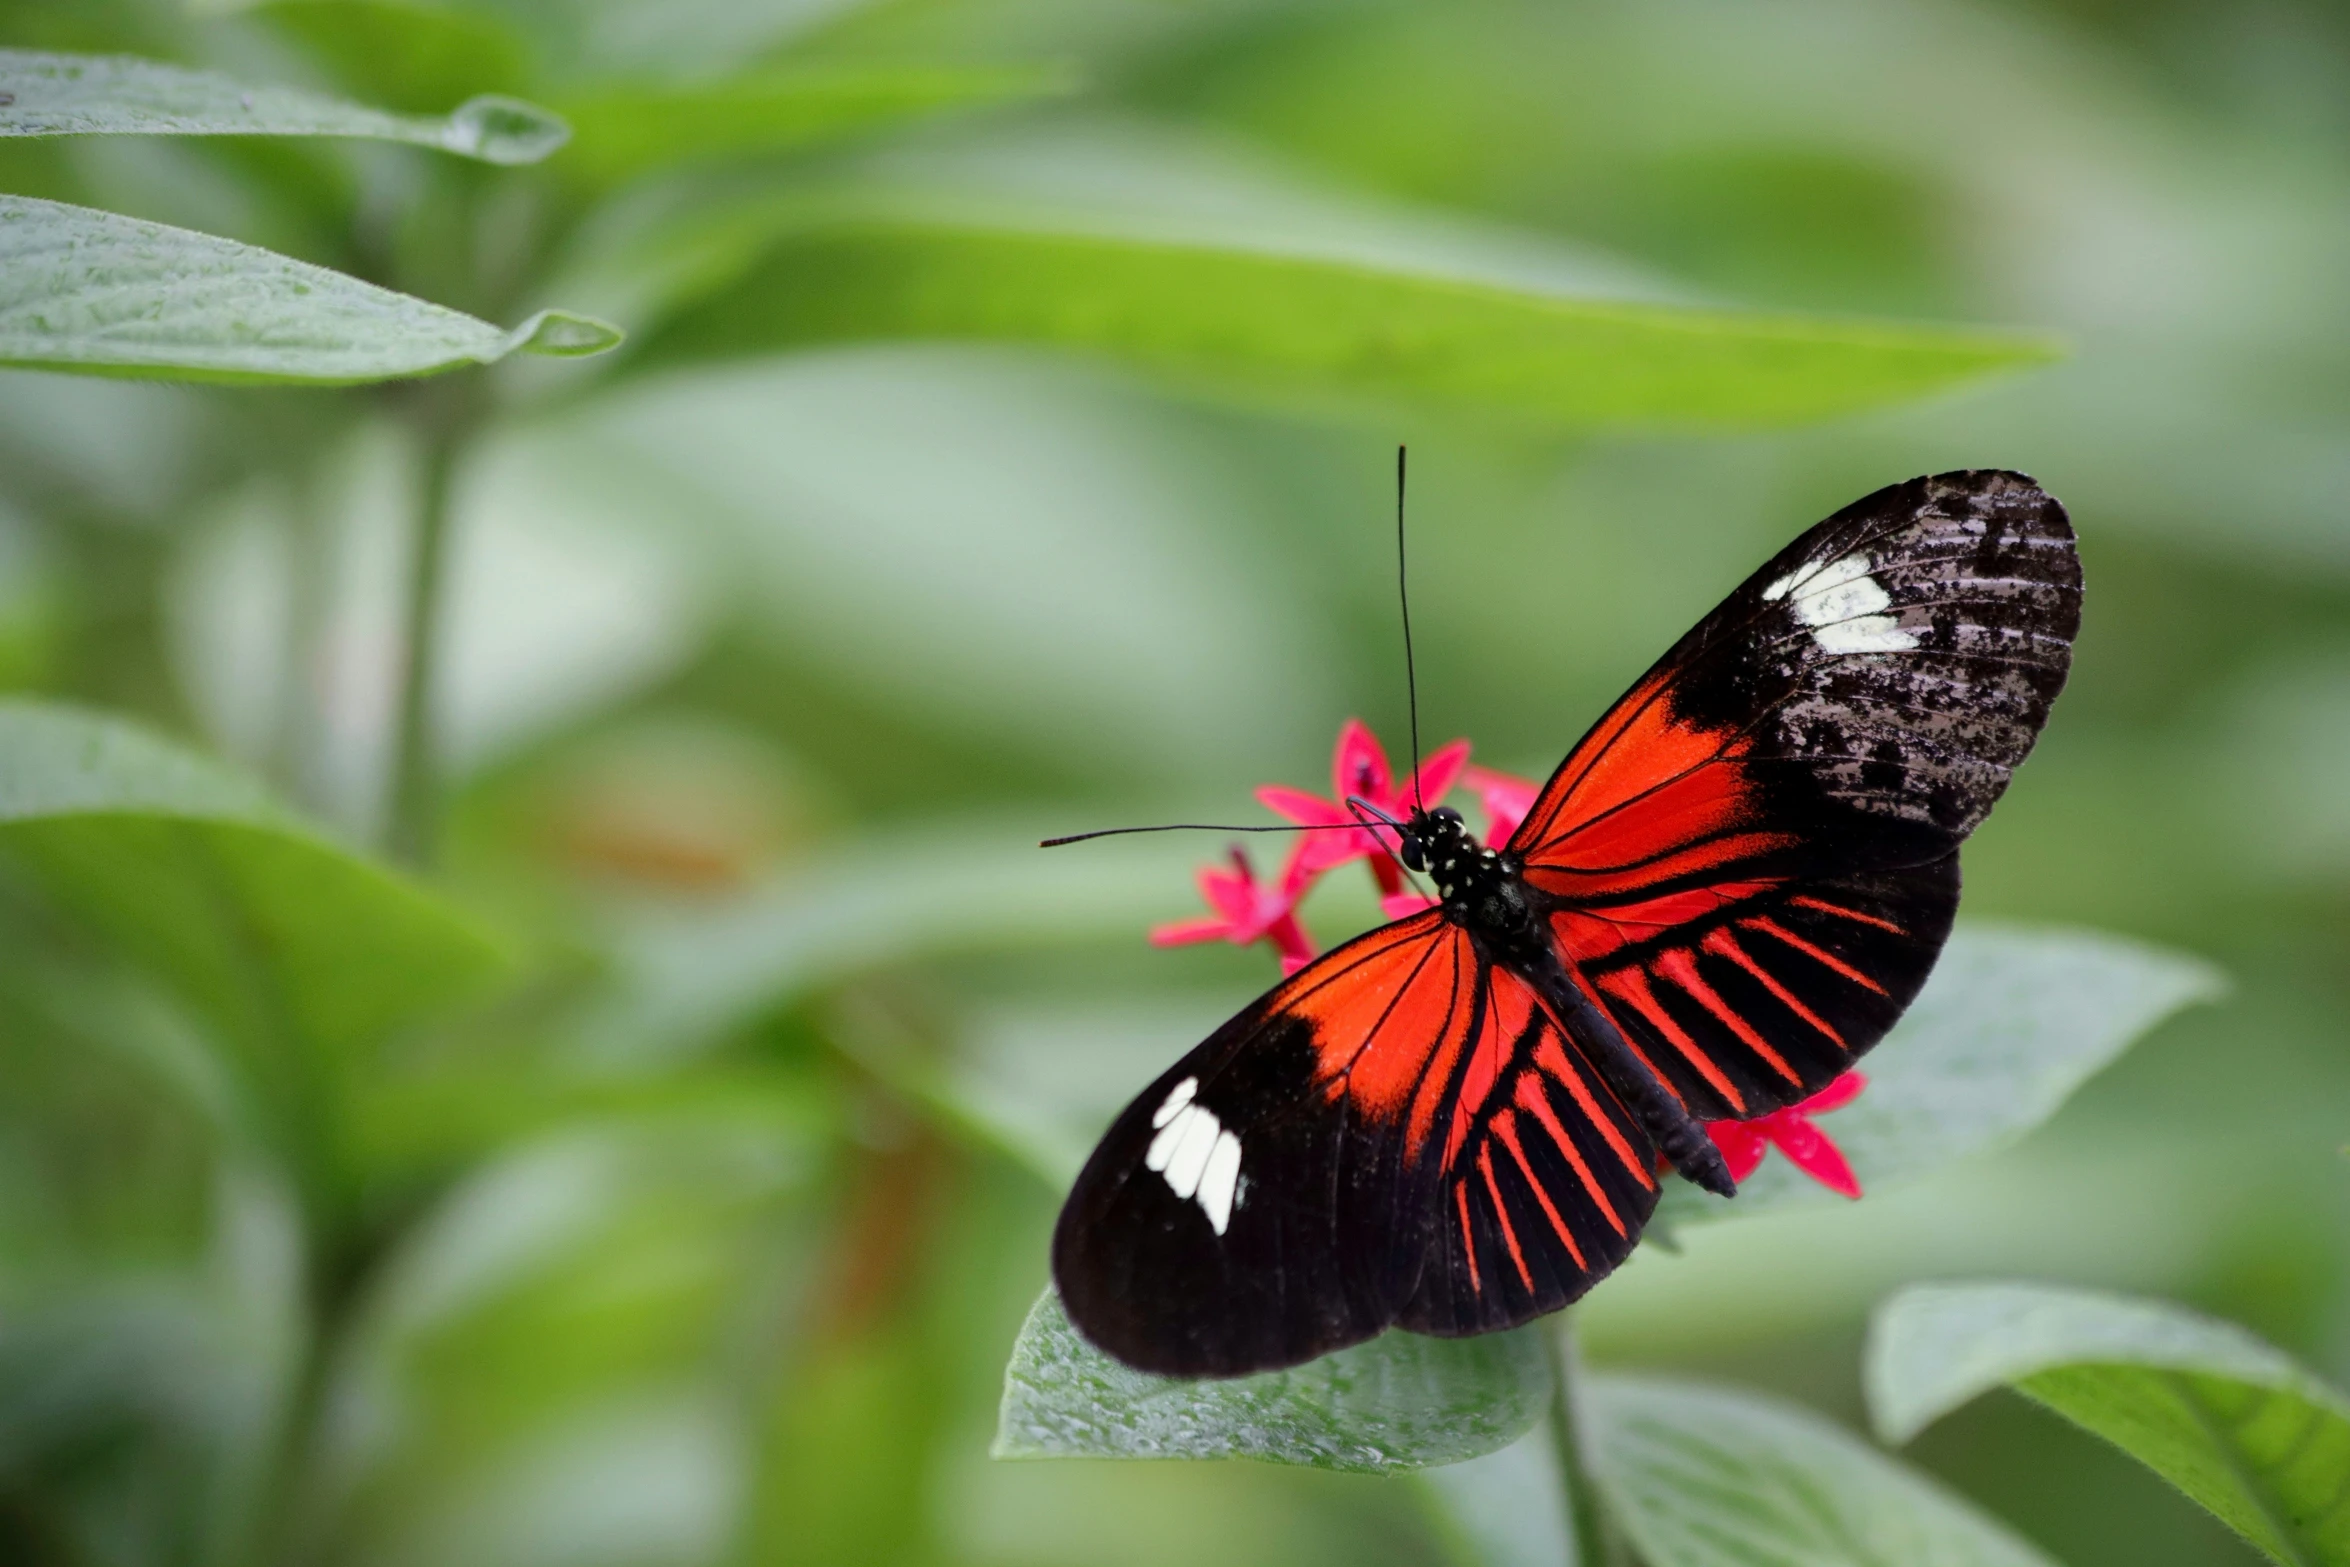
[1460,763,1540,850]
[1704,1072,1867,1199]
[1150,847,1318,975]
[1381,891,1439,919]
[1258,719,1470,896]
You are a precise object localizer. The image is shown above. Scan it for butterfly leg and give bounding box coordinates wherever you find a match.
[1525,958,1737,1198]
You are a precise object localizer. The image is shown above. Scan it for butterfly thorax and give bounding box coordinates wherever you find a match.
[1399,807,1544,964]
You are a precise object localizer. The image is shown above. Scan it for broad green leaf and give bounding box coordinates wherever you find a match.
[0,196,619,383]
[1653,925,2221,1231]
[259,0,533,115]
[0,48,565,164]
[555,63,1074,189]
[993,1289,1549,1472]
[1586,1374,2061,1567]
[1418,1424,1578,1567]
[1867,1282,2350,1567]
[0,702,506,1163]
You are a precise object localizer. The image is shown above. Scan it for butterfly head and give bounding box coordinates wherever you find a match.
[1396,805,1470,876]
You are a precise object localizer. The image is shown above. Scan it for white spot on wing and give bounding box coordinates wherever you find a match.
[1152,1076,1197,1129]
[1197,1131,1242,1234]
[1762,551,1917,654]
[1141,1083,1247,1232]
[1162,1106,1221,1200]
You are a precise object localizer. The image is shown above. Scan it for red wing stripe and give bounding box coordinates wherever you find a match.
[1592,967,1749,1113]
[1655,947,1802,1087]
[1492,1107,1589,1264]
[1745,915,1891,996]
[1788,895,1908,935]
[1478,1145,1534,1293]
[1702,927,1848,1048]
[1531,1033,1656,1189]
[1510,1073,1625,1238]
[1455,1180,1481,1296]
[1444,969,1514,1167]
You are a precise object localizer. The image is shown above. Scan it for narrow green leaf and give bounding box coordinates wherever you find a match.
[1653,926,2222,1231]
[0,700,506,1089]
[1868,1282,2350,1567]
[0,48,566,164]
[0,196,619,383]
[993,1289,1549,1472]
[637,213,2054,427]
[1586,1374,2061,1567]
[555,63,1074,189]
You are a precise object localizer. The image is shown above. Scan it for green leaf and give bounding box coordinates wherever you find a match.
[1417,1425,1577,1567]
[0,48,566,164]
[1586,1374,2061,1567]
[0,702,507,1170]
[0,196,619,383]
[555,63,1075,189]
[638,215,2054,427]
[615,126,2056,427]
[1654,925,2222,1231]
[993,1289,1549,1472]
[1867,1282,2350,1567]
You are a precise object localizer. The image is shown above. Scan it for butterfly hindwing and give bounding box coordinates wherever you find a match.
[1399,965,1659,1336]
[1512,470,2078,1119]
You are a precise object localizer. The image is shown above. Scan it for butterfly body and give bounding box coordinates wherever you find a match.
[1054,470,2081,1378]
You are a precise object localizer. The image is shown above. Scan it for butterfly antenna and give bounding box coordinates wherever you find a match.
[1396,444,1424,813]
[1040,821,1367,849]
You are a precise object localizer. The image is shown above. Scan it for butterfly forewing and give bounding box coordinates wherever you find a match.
[1513,470,2077,1119]
[1054,912,1476,1376]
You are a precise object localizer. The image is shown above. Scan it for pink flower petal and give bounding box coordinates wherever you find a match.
[1769,1116,1863,1199]
[1704,1120,1768,1183]
[1255,784,1352,828]
[1382,892,1439,919]
[1799,1071,1867,1115]
[1150,917,1233,947]
[1332,718,1393,802]
[1268,912,1318,973]
[1196,866,1256,926]
[1461,763,1540,848]
[1283,828,1379,885]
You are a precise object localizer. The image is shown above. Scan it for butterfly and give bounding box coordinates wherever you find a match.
[1052,470,2080,1377]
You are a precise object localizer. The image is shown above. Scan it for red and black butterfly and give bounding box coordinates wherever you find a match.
[1053,470,2080,1376]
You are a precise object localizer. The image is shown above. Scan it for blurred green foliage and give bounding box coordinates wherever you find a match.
[0,1,2343,1565]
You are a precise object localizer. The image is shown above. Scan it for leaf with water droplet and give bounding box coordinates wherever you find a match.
[0,48,568,165]
[0,196,621,383]
[442,94,569,165]
[995,1288,1549,1472]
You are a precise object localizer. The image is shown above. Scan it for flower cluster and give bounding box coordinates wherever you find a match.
[1149,718,1864,1198]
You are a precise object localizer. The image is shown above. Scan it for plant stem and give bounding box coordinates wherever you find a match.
[386,380,476,866]
[1546,1312,1624,1567]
